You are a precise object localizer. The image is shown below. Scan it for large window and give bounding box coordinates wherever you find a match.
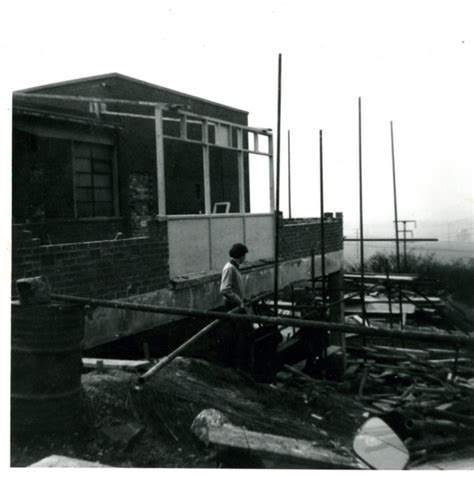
[73,142,115,217]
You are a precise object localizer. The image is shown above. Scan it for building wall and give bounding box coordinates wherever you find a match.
[13,75,252,239]
[280,214,344,261]
[11,219,169,299]
[12,215,344,347]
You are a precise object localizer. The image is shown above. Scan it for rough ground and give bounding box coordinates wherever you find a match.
[10,357,365,468]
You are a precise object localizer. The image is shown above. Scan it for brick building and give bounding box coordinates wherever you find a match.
[12,74,344,348]
[13,73,252,243]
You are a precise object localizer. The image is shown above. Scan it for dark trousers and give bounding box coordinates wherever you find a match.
[223,302,254,371]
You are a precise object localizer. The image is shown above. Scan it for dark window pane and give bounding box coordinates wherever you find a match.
[93,160,112,173]
[94,188,112,201]
[94,201,114,216]
[76,188,93,201]
[94,174,111,187]
[187,121,203,141]
[163,119,181,137]
[208,124,215,144]
[232,127,239,148]
[76,173,92,186]
[91,143,112,159]
[75,158,91,172]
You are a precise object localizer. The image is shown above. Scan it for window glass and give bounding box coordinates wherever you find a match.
[76,174,92,187]
[73,141,114,217]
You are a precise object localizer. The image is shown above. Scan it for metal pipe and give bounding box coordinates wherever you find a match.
[50,293,474,346]
[391,121,401,273]
[319,130,326,309]
[358,98,366,324]
[288,129,292,219]
[273,53,282,316]
[138,319,222,384]
[343,238,438,242]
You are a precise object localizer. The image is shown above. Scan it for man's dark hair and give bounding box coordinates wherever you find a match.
[229,243,248,259]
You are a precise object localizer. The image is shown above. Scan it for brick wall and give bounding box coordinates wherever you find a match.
[279,213,343,261]
[128,172,155,237]
[12,217,126,244]
[11,218,169,299]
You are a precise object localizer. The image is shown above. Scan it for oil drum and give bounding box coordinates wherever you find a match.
[11,301,85,434]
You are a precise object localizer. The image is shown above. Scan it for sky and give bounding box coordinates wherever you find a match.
[1,0,473,237]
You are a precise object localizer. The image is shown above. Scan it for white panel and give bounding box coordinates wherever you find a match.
[168,218,210,277]
[244,215,274,262]
[210,217,244,271]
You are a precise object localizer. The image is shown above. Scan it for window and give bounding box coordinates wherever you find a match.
[73,142,115,217]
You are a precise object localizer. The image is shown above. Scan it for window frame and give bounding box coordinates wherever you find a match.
[72,140,119,219]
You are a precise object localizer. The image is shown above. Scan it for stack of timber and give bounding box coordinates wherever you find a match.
[343,343,474,468]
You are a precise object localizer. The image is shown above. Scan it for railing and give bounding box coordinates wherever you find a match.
[167,213,274,277]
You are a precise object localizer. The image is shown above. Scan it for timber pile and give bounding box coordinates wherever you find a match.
[344,343,474,467]
[131,357,366,468]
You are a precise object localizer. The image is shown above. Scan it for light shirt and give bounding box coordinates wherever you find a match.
[220,259,246,305]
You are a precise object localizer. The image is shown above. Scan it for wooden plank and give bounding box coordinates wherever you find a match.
[192,410,363,469]
[268,134,275,213]
[82,357,150,371]
[202,119,211,215]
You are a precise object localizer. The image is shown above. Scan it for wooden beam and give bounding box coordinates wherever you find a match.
[191,409,363,469]
[268,133,275,213]
[154,105,166,215]
[82,358,150,372]
[202,119,211,215]
[237,128,245,214]
[14,91,165,108]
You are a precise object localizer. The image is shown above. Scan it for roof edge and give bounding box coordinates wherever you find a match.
[14,72,249,115]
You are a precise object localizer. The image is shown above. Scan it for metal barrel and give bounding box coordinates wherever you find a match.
[11,301,85,434]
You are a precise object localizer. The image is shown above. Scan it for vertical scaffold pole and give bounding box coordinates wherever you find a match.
[273,53,282,316]
[319,130,326,310]
[358,98,366,322]
[288,129,292,219]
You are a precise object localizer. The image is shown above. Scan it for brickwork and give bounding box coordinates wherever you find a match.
[128,172,155,237]
[11,219,169,299]
[279,214,343,261]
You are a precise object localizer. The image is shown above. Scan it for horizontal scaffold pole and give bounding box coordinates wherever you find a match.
[344,238,438,242]
[50,293,474,347]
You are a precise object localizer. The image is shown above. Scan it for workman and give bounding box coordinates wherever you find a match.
[220,242,249,310]
[220,243,254,370]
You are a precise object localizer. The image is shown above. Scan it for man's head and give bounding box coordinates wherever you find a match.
[229,243,248,264]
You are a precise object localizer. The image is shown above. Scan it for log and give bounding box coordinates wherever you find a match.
[191,409,364,469]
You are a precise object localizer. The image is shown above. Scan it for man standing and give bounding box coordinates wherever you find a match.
[220,243,253,370]
[220,243,248,310]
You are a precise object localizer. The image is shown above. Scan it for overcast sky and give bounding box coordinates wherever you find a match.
[1,0,473,235]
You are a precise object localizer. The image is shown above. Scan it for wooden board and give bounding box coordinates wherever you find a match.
[192,409,365,469]
[82,357,150,371]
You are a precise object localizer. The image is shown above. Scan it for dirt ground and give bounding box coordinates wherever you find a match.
[10,358,364,468]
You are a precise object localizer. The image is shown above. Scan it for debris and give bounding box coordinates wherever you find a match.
[29,455,112,467]
[191,408,364,469]
[100,421,144,448]
[16,276,51,304]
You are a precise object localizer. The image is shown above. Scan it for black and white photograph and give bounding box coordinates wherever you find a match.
[2,0,474,471]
